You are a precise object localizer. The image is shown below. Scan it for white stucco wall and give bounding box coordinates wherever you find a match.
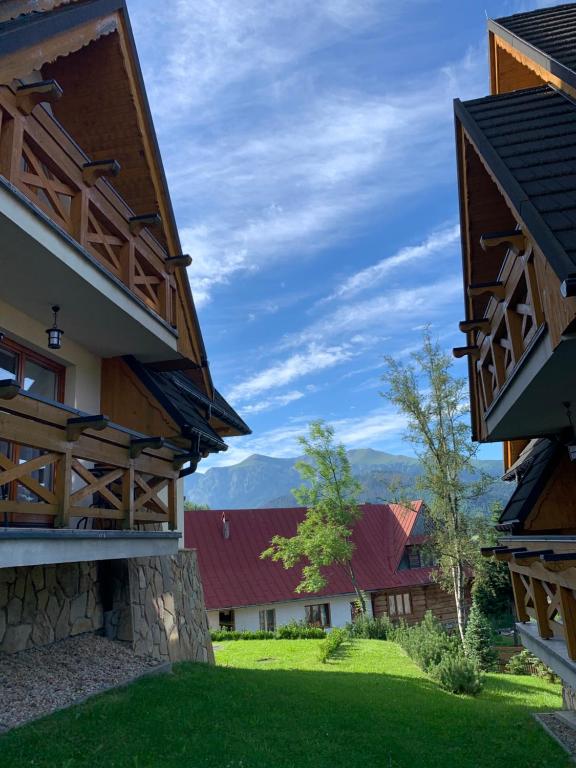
[208,594,374,632]
[0,297,101,412]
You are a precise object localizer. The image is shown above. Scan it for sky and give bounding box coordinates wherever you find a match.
[128,0,557,469]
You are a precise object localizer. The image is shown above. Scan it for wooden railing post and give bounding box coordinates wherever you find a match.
[531,577,553,639]
[510,570,530,622]
[559,586,576,660]
[168,477,177,531]
[122,460,135,530]
[0,114,22,182]
[55,448,72,528]
[71,188,89,247]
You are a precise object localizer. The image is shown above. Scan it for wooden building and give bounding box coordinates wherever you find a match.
[185,503,464,632]
[0,0,249,660]
[453,3,576,694]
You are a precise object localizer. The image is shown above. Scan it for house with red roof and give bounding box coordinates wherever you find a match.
[184,502,462,632]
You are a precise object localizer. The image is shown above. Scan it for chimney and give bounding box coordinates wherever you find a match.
[222,512,230,540]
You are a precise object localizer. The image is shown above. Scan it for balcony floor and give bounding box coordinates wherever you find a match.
[517,621,576,689]
[0,528,180,568]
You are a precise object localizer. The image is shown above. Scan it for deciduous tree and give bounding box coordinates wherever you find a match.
[261,420,366,613]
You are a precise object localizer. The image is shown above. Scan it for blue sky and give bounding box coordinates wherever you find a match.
[129,0,555,468]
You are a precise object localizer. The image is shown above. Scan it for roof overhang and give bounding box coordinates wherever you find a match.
[0,527,180,568]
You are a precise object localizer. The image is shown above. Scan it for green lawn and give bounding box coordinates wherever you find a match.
[0,639,569,768]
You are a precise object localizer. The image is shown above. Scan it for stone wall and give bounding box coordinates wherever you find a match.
[0,562,102,653]
[128,550,214,664]
[0,551,213,664]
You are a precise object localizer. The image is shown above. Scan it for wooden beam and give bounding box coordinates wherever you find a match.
[15,80,63,114]
[510,570,530,622]
[459,318,491,334]
[540,553,576,572]
[512,550,554,565]
[66,414,109,442]
[493,547,528,562]
[480,229,525,255]
[0,379,21,400]
[165,255,192,273]
[173,452,199,471]
[82,159,121,187]
[129,213,162,235]
[468,281,506,300]
[559,586,576,660]
[129,436,165,459]
[453,346,480,360]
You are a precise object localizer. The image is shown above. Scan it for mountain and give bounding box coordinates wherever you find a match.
[184,448,513,512]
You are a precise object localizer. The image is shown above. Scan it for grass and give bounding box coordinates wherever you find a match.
[0,639,569,768]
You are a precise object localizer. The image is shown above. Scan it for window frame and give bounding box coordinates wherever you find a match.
[259,608,276,632]
[0,336,65,402]
[305,603,331,628]
[219,609,235,631]
[388,592,412,617]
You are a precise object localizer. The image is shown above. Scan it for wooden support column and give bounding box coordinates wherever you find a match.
[531,577,553,639]
[0,114,23,183]
[559,586,576,661]
[122,461,135,530]
[168,477,177,531]
[55,448,72,528]
[510,571,530,622]
[71,188,89,247]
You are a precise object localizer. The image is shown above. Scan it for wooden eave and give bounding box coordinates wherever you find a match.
[0,0,214,396]
[0,1,80,24]
[488,18,576,95]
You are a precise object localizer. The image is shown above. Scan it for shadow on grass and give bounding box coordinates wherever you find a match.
[0,658,568,768]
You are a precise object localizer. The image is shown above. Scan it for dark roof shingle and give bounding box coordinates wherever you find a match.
[455,85,576,280]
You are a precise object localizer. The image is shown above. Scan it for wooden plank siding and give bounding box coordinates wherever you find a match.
[373,583,464,628]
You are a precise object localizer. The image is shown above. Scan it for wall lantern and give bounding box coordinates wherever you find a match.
[46,305,63,350]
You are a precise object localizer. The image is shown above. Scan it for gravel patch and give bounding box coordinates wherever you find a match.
[535,714,576,760]
[0,634,165,732]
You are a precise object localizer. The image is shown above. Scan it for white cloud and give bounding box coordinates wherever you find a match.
[198,406,409,469]
[242,390,305,414]
[227,343,355,402]
[326,224,460,301]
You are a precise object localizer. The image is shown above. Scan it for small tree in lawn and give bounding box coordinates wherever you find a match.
[381,331,491,642]
[261,420,367,614]
[464,601,497,670]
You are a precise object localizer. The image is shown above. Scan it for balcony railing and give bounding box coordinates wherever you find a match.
[0,85,177,325]
[484,546,576,661]
[457,241,545,419]
[0,392,178,531]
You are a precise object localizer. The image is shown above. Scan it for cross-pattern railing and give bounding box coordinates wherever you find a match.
[484,546,576,660]
[0,394,178,530]
[0,85,177,325]
[466,243,544,415]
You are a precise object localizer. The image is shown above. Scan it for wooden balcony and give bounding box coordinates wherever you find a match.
[0,391,179,531]
[485,545,576,661]
[0,84,177,325]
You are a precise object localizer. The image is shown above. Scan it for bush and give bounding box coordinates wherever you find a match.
[505,649,559,682]
[463,602,497,671]
[390,611,483,695]
[275,620,326,639]
[391,612,459,673]
[432,652,483,695]
[347,615,392,640]
[210,621,327,642]
[210,630,275,642]
[318,628,347,663]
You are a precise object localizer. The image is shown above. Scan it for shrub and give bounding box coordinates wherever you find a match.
[275,620,326,639]
[432,652,483,695]
[463,602,497,671]
[347,615,392,640]
[318,628,347,663]
[505,649,558,682]
[210,630,275,642]
[392,612,458,673]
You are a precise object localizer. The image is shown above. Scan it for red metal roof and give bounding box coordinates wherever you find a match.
[184,502,435,610]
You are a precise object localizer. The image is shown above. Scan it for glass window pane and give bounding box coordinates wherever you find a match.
[0,348,18,380]
[23,359,57,400]
[389,596,396,616]
[16,446,54,503]
[403,594,411,614]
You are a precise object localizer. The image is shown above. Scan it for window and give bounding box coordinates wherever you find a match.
[259,608,276,632]
[388,593,411,617]
[305,603,331,628]
[350,601,362,622]
[219,609,235,631]
[0,339,65,517]
[0,337,64,402]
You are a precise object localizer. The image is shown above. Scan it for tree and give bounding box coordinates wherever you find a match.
[261,420,367,613]
[463,601,497,670]
[184,500,210,511]
[472,505,514,623]
[381,331,491,641]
